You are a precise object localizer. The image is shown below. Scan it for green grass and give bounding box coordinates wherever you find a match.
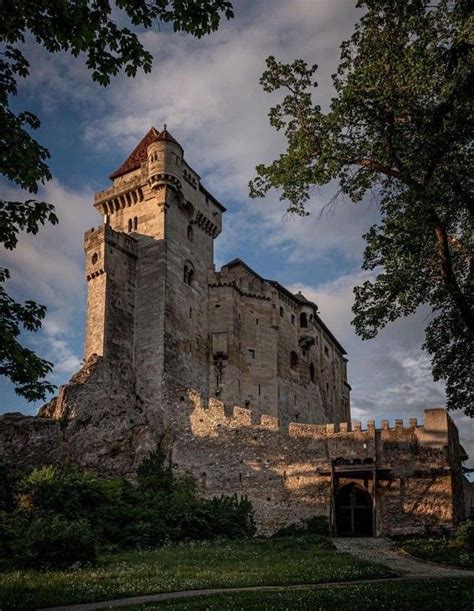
[124,578,474,610]
[0,535,394,610]
[398,538,474,570]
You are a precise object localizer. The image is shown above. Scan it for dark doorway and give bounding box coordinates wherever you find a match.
[335,483,373,536]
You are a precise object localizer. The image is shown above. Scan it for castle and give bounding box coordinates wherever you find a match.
[0,127,471,536]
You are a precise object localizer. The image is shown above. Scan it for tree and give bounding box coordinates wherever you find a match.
[0,0,234,401]
[250,0,473,416]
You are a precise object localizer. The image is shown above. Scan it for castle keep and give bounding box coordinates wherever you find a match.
[84,126,350,430]
[0,127,470,536]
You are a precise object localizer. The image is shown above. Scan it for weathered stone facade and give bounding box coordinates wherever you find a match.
[0,127,471,535]
[171,402,467,535]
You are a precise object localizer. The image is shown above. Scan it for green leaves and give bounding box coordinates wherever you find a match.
[0,200,58,250]
[0,269,55,401]
[252,0,473,416]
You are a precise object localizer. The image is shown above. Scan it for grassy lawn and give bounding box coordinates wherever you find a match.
[0,535,394,610]
[124,578,474,610]
[397,538,474,570]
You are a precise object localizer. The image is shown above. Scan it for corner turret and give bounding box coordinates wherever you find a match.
[147,126,184,192]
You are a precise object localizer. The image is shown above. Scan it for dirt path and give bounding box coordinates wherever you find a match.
[333,537,474,578]
[39,539,474,611]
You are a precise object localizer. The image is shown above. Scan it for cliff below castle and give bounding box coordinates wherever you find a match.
[0,356,159,476]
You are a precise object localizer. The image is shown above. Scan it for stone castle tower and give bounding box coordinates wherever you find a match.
[85,126,350,429]
[84,126,223,420]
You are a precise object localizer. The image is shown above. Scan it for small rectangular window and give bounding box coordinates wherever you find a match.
[248,349,255,359]
[280,306,284,317]
[291,314,295,325]
[258,384,261,396]
[256,318,259,325]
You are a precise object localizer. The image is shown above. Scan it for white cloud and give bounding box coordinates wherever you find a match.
[2,179,97,386]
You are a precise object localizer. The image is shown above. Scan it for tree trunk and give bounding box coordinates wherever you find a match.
[430,208,474,335]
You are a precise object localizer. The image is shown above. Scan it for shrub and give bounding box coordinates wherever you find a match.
[0,464,18,512]
[137,451,174,493]
[16,465,107,520]
[12,515,96,568]
[305,516,330,536]
[453,521,474,552]
[273,515,329,538]
[0,457,257,567]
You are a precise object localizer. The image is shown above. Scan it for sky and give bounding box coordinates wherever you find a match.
[1,0,472,470]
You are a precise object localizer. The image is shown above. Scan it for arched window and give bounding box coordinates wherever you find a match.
[133,216,138,231]
[300,312,308,328]
[91,252,98,265]
[128,218,133,232]
[310,362,315,383]
[183,261,195,285]
[290,351,299,370]
[187,224,193,241]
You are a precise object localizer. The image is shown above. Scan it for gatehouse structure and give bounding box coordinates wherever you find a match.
[0,127,471,535]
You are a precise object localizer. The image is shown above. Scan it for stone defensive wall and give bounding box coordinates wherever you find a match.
[171,399,466,535]
[183,398,454,448]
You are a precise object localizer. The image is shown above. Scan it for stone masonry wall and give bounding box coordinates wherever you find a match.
[208,262,349,428]
[170,402,464,535]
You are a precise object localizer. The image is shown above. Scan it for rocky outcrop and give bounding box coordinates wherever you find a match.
[0,412,64,468]
[0,355,162,476]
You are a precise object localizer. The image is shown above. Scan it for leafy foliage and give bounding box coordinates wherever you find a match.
[250,0,473,415]
[453,520,474,552]
[0,456,255,568]
[272,515,329,538]
[0,0,234,400]
[399,521,474,569]
[11,515,96,569]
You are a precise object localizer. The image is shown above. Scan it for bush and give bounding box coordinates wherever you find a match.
[0,458,257,567]
[273,515,329,538]
[453,521,474,552]
[0,464,18,512]
[12,515,96,568]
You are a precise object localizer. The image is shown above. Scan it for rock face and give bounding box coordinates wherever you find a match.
[1,355,161,476]
[0,413,63,469]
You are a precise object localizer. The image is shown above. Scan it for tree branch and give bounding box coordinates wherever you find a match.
[430,207,474,335]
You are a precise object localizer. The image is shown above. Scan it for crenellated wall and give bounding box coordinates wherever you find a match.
[170,402,466,535]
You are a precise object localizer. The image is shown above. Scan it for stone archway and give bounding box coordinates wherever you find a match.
[335,483,373,537]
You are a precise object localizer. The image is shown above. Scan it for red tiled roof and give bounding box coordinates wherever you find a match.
[109,126,182,180]
[157,126,183,150]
